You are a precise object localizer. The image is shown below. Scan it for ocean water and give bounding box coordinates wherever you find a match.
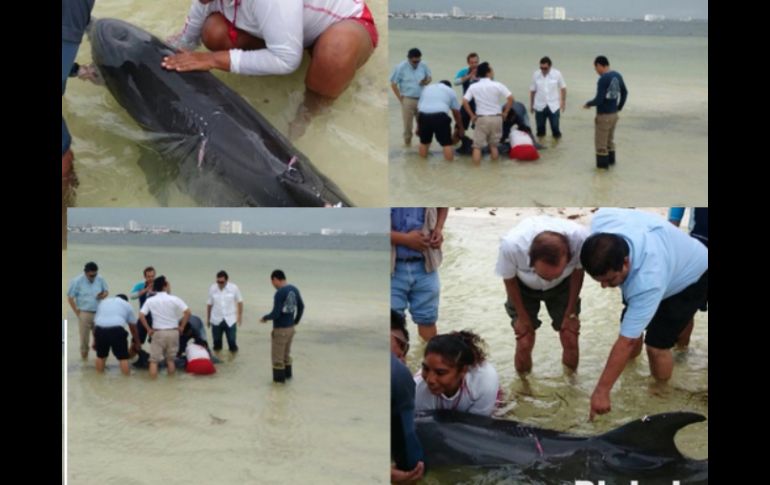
[400,208,708,483]
[389,23,707,207]
[65,233,390,484]
[63,0,389,207]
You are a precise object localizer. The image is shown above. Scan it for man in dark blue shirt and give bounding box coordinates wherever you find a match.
[260,269,305,383]
[583,56,628,169]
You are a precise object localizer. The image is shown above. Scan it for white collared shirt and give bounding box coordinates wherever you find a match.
[495,216,589,291]
[208,282,243,327]
[140,292,189,330]
[530,68,566,112]
[463,78,512,116]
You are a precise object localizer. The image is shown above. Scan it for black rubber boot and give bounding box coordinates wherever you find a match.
[608,151,615,165]
[596,154,610,169]
[272,368,286,383]
[285,365,292,379]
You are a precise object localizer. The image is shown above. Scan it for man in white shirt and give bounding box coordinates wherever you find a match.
[495,216,589,374]
[529,56,566,139]
[207,270,244,352]
[139,276,192,378]
[461,62,514,164]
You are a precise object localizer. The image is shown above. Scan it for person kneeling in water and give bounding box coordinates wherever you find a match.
[414,330,500,416]
[186,337,216,375]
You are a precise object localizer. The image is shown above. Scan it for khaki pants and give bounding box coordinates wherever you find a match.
[594,113,619,156]
[150,329,180,363]
[401,97,419,144]
[472,115,503,149]
[271,326,296,369]
[78,311,95,357]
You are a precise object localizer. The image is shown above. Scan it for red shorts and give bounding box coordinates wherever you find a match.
[351,3,379,49]
[509,144,540,161]
[220,3,378,49]
[187,358,216,375]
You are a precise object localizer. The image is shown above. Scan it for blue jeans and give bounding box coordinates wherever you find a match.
[212,320,238,351]
[62,40,80,155]
[535,106,561,138]
[391,260,440,325]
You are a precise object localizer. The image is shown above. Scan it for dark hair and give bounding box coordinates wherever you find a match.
[539,56,552,66]
[439,80,451,88]
[529,231,571,267]
[477,62,491,78]
[408,48,422,58]
[425,330,487,369]
[390,309,410,343]
[152,275,167,292]
[271,269,286,281]
[580,233,629,276]
[116,294,128,302]
[466,52,479,62]
[84,262,98,272]
[192,337,209,349]
[594,55,609,67]
[143,266,155,276]
[216,270,228,280]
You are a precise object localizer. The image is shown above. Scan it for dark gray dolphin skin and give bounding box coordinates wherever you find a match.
[90,18,352,207]
[416,410,708,483]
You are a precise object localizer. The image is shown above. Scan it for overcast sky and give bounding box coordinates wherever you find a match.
[68,208,389,233]
[389,0,708,19]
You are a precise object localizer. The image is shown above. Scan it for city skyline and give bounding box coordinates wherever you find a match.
[389,0,708,20]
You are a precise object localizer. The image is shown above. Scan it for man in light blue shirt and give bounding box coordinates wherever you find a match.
[580,209,708,421]
[94,294,141,375]
[67,261,109,360]
[390,48,432,146]
[417,81,464,161]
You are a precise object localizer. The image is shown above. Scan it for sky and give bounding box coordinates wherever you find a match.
[389,0,708,19]
[67,208,389,233]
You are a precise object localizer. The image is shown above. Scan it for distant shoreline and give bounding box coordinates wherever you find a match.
[389,17,708,37]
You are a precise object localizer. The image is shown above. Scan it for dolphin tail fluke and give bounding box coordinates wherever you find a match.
[599,412,705,458]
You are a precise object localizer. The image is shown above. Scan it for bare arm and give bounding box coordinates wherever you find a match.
[206,304,212,327]
[139,313,153,336]
[502,95,514,119]
[237,301,243,326]
[462,98,475,122]
[68,296,80,317]
[529,90,535,113]
[560,87,567,112]
[391,82,403,102]
[589,335,640,420]
[179,309,192,333]
[391,231,430,252]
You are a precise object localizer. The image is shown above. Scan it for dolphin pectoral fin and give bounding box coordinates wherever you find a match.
[136,144,177,206]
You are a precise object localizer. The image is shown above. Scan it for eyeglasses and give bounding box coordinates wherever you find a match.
[391,331,410,355]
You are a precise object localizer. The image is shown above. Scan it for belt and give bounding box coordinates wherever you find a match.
[478,114,502,117]
[397,257,424,263]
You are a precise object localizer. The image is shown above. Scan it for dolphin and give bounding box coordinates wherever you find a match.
[89,18,353,207]
[415,410,707,483]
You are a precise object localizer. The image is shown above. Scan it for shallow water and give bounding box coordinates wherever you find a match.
[389,29,708,207]
[64,0,389,207]
[401,208,708,483]
[65,237,390,484]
